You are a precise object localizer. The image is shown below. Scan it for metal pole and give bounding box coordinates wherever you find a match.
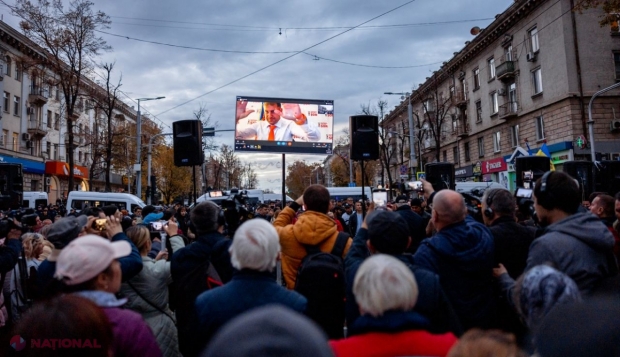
[147,132,172,205]
[407,100,417,178]
[282,154,286,207]
[349,158,353,186]
[193,165,197,206]
[136,100,142,199]
[588,81,620,161]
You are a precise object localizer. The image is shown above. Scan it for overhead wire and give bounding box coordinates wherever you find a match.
[154,0,420,117]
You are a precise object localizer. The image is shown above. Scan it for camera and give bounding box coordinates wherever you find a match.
[150,220,167,232]
[514,187,537,223]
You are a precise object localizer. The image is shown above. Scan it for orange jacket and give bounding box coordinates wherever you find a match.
[274,206,352,289]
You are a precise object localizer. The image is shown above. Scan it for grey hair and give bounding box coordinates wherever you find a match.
[229,219,280,272]
[353,254,418,318]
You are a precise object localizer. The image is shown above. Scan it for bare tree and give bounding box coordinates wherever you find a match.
[87,62,122,191]
[7,0,111,193]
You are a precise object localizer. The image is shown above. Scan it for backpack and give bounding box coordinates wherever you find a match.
[294,231,349,339]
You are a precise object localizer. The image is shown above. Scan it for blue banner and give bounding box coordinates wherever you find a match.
[0,155,45,174]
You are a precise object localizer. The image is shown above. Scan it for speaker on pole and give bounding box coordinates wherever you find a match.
[515,156,550,188]
[425,163,455,192]
[594,160,620,195]
[173,120,204,166]
[563,161,594,200]
[0,163,23,210]
[349,115,379,161]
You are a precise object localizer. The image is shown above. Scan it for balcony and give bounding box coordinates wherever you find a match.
[27,119,47,138]
[496,61,516,81]
[455,121,470,138]
[64,134,81,147]
[28,85,49,106]
[499,101,519,119]
[451,90,468,107]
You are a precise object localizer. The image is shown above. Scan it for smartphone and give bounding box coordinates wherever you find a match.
[408,181,424,192]
[150,221,163,231]
[373,191,388,206]
[93,218,107,231]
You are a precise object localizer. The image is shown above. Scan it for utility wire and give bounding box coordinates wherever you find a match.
[155,0,420,117]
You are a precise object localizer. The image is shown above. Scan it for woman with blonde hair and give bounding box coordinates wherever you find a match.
[120,220,185,357]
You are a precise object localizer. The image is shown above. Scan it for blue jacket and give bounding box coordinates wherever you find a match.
[344,228,463,336]
[195,269,307,347]
[413,216,496,330]
[37,232,143,294]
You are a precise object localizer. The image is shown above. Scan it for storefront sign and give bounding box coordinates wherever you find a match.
[454,165,473,178]
[0,155,45,174]
[551,149,573,164]
[482,157,507,174]
[45,161,89,178]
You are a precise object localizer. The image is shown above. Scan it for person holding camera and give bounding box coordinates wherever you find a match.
[121,219,185,357]
[494,171,617,296]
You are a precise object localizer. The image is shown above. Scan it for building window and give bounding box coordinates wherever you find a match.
[535,116,545,141]
[475,100,482,122]
[47,110,52,128]
[55,86,60,100]
[478,137,485,158]
[613,52,620,80]
[529,26,539,53]
[532,68,543,95]
[78,151,82,163]
[510,124,519,148]
[14,63,21,81]
[493,131,501,153]
[3,92,8,112]
[453,147,459,164]
[488,57,495,80]
[505,45,513,61]
[464,142,471,162]
[53,143,58,160]
[46,142,51,158]
[12,132,18,151]
[1,130,6,146]
[473,68,480,89]
[4,56,10,76]
[13,96,20,116]
[490,92,499,115]
[55,113,60,130]
[443,150,447,162]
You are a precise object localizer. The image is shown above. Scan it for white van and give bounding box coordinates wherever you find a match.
[325,186,373,202]
[195,191,230,207]
[455,182,506,195]
[22,192,49,209]
[67,192,146,214]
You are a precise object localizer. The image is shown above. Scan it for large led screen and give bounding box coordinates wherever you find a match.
[234,96,334,155]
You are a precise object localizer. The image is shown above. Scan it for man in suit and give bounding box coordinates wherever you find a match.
[235,101,320,142]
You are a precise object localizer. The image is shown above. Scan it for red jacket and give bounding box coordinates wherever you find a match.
[330,330,457,357]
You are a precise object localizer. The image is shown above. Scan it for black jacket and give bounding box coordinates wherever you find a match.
[394,205,427,253]
[348,212,363,237]
[170,231,233,357]
[0,238,21,274]
[490,216,536,279]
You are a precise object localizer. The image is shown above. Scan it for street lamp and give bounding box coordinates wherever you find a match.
[135,96,165,199]
[384,92,417,178]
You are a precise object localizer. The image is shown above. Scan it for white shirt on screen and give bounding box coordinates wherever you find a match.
[236,119,320,142]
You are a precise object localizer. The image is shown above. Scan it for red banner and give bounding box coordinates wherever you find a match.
[482,157,507,174]
[45,161,89,179]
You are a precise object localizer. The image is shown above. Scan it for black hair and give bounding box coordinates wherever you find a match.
[534,171,580,214]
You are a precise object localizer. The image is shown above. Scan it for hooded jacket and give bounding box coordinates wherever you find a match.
[414,216,496,330]
[524,212,616,294]
[274,203,352,289]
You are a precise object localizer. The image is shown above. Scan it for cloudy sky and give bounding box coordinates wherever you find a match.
[2,0,513,192]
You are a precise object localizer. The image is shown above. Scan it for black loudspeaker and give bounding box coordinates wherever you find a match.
[173,120,204,166]
[515,156,550,188]
[594,161,620,196]
[0,163,23,210]
[349,115,379,161]
[563,161,594,200]
[425,163,455,192]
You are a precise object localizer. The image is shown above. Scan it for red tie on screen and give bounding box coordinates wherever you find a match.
[268,125,276,141]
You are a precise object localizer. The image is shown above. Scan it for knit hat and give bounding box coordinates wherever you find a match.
[366,210,410,255]
[202,305,334,357]
[46,215,89,251]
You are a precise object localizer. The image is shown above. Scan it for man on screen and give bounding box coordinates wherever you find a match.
[235,101,320,142]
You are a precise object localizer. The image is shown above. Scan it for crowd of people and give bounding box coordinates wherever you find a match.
[0,170,619,357]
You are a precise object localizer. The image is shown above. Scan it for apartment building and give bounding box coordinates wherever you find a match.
[382,0,620,191]
[0,21,141,203]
